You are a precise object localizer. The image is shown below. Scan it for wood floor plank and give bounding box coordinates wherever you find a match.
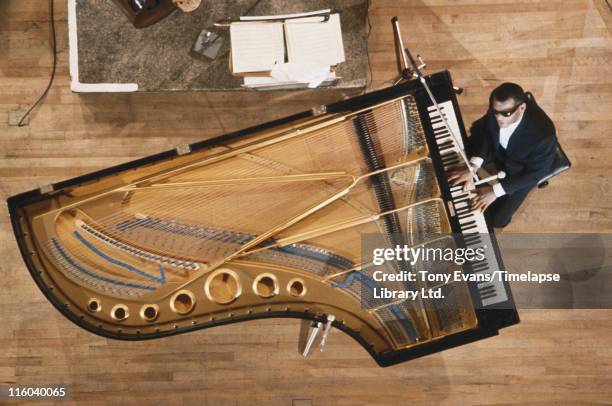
[1,0,610,404]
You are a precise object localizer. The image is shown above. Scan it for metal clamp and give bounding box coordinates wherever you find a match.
[39,184,54,194]
[312,105,327,116]
[175,144,192,156]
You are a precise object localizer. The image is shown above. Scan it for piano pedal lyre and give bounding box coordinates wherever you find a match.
[302,314,335,357]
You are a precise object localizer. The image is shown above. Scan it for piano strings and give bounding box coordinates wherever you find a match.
[9,71,518,366]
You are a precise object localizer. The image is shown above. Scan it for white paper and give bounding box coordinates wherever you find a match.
[271,63,334,88]
[284,14,345,66]
[243,63,336,88]
[230,22,285,73]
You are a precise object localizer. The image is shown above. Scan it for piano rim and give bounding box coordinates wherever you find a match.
[7,70,519,367]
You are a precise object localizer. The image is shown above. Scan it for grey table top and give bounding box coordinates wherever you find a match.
[74,0,368,92]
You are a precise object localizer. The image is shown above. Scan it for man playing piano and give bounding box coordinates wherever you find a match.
[449,82,557,228]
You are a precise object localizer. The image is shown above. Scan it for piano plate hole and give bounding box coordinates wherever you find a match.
[111,304,129,321]
[205,268,241,305]
[288,278,306,297]
[253,273,278,298]
[87,298,101,313]
[140,304,159,321]
[171,290,195,315]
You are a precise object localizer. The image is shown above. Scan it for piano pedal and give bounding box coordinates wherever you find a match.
[302,321,322,357]
[301,314,335,357]
[319,314,335,352]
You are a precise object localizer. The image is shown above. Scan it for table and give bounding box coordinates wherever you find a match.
[68,0,369,92]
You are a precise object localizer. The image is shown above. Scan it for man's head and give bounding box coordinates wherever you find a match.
[489,82,527,128]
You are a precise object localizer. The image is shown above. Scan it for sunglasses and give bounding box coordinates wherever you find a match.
[492,102,523,118]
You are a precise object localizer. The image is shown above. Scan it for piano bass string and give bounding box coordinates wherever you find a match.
[7,71,518,366]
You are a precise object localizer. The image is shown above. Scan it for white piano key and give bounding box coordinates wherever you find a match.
[427,100,508,306]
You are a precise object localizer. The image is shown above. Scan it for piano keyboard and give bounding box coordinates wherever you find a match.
[427,102,509,307]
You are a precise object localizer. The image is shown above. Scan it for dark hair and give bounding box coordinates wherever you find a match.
[489,82,526,106]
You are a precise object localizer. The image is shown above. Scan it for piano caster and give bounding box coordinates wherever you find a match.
[453,86,464,95]
[538,180,549,189]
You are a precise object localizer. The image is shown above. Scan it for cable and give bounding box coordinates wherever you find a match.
[18,0,57,127]
[243,0,263,19]
[365,0,373,90]
[606,0,612,13]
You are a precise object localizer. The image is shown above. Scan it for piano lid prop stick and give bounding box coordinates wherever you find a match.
[406,49,477,183]
[391,17,411,81]
[392,17,477,183]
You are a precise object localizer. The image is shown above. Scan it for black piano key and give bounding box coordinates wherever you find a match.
[453,197,470,205]
[461,224,479,232]
[464,236,482,245]
[472,263,490,272]
[434,127,448,134]
[480,287,497,296]
[455,207,470,214]
[443,157,461,166]
[481,292,498,300]
[439,144,454,151]
[456,210,471,218]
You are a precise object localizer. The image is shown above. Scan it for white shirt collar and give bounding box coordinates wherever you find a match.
[499,113,524,148]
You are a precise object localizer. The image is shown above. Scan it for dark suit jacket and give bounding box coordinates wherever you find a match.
[467,97,557,195]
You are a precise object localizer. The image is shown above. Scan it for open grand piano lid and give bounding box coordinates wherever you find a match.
[8,70,518,367]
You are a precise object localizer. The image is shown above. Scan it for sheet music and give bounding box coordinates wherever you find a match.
[284,14,345,66]
[230,22,285,74]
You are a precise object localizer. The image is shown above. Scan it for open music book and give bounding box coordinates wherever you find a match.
[229,13,345,75]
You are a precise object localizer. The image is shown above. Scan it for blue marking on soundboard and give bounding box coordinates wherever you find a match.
[73,231,166,284]
[278,244,354,270]
[51,238,155,291]
[116,217,355,270]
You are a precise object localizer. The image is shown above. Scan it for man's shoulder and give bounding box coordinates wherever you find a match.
[471,113,494,133]
[523,102,556,141]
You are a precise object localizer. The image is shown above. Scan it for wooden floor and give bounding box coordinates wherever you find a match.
[1,0,611,404]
